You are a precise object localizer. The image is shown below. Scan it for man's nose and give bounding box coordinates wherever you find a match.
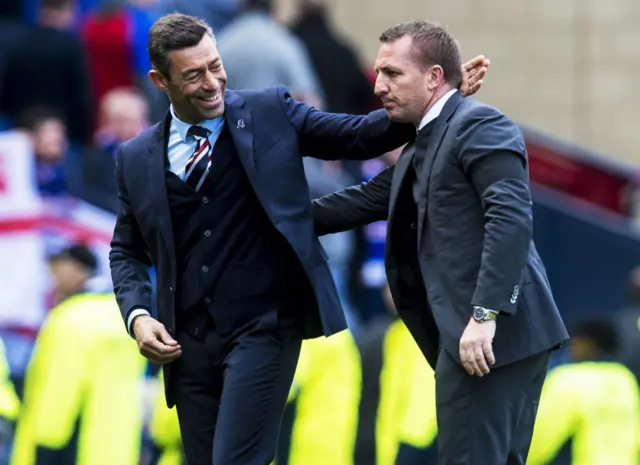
[202,71,219,91]
[374,77,388,96]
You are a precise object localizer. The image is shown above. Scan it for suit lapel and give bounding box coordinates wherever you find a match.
[388,140,416,219]
[146,112,177,280]
[223,91,257,185]
[416,91,464,244]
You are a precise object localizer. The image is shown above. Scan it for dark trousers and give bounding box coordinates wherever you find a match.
[172,307,302,465]
[435,348,550,465]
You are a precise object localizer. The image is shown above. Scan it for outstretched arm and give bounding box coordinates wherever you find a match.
[281,56,490,161]
[312,166,394,235]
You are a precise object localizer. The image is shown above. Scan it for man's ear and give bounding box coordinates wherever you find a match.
[428,65,444,91]
[149,69,169,92]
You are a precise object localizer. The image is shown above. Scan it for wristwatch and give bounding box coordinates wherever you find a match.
[473,306,498,322]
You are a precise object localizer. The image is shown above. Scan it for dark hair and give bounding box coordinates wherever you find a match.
[572,317,620,354]
[148,13,214,78]
[379,20,462,89]
[49,244,98,274]
[17,106,64,131]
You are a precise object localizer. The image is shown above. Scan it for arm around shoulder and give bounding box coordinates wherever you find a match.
[276,85,415,160]
[312,165,394,235]
[109,144,153,330]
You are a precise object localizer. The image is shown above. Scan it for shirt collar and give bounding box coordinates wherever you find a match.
[418,88,458,132]
[170,105,224,142]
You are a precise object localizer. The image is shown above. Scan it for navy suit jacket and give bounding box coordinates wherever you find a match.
[109,85,415,344]
[312,93,569,369]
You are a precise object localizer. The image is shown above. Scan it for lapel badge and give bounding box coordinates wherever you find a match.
[237,119,245,129]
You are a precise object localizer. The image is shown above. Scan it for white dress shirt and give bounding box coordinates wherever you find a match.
[418,88,458,131]
[126,106,225,336]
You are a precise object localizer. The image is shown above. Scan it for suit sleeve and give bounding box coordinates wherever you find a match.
[455,107,532,315]
[108,145,153,328]
[276,85,415,160]
[311,166,394,235]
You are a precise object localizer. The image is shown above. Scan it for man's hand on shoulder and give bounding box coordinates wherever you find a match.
[133,315,182,364]
[460,55,491,97]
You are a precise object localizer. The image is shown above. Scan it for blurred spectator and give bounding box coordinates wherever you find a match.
[528,317,640,465]
[148,375,184,465]
[9,293,146,465]
[16,107,75,198]
[0,338,20,465]
[216,0,324,108]
[0,0,92,144]
[80,0,165,125]
[290,0,375,115]
[355,284,437,465]
[94,87,150,150]
[156,0,239,37]
[276,329,361,465]
[0,3,27,105]
[74,87,150,213]
[613,265,640,380]
[47,244,98,306]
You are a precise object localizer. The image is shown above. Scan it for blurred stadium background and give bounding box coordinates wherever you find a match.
[0,0,639,464]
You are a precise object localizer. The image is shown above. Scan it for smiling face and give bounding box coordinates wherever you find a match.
[149,34,227,124]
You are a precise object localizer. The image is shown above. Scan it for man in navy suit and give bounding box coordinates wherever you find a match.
[109,13,487,465]
[312,21,568,465]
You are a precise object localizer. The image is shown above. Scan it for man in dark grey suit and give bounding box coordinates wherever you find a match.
[312,20,569,465]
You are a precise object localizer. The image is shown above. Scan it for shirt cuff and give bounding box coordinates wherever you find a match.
[127,308,151,337]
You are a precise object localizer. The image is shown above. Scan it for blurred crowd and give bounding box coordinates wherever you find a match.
[1,0,640,464]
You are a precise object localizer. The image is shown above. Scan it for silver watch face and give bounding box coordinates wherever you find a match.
[473,307,486,321]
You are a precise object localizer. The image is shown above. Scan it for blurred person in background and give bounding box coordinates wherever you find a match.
[528,317,640,465]
[149,375,184,465]
[94,87,150,151]
[0,0,92,144]
[80,0,166,124]
[0,339,20,465]
[47,244,98,306]
[156,0,240,38]
[312,20,567,465]
[290,0,376,116]
[10,291,146,465]
[77,87,151,213]
[355,283,437,465]
[15,107,75,199]
[275,327,361,465]
[612,265,640,380]
[0,1,28,112]
[216,0,324,108]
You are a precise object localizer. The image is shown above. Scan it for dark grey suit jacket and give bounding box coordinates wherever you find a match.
[312,92,569,369]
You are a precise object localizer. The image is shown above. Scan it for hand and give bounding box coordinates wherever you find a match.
[460,55,491,97]
[459,317,496,376]
[133,315,182,364]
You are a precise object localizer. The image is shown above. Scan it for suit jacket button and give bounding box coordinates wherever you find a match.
[201,265,209,273]
[203,229,212,238]
[203,296,211,304]
[202,196,209,204]
[410,222,417,230]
